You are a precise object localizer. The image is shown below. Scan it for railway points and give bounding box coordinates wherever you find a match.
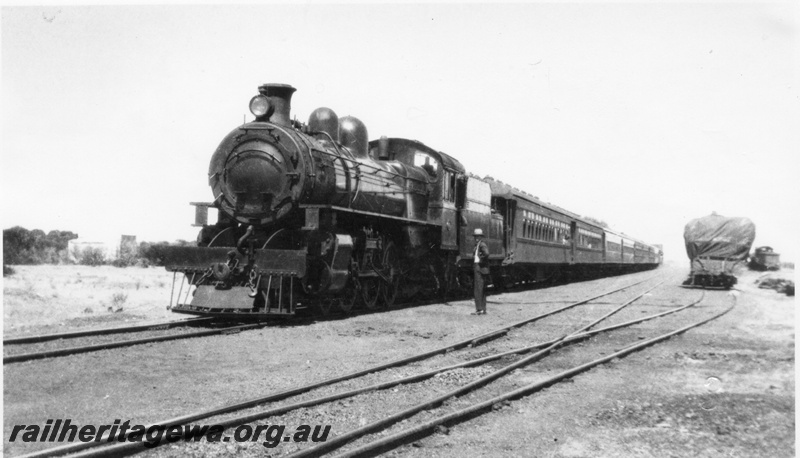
[328,297,733,458]
[14,274,717,458]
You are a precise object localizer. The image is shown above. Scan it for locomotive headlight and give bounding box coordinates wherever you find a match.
[249,95,271,117]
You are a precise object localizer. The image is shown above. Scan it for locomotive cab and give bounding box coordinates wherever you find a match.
[370,138,442,179]
[368,138,466,250]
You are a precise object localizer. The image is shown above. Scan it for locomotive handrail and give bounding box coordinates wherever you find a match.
[307,129,339,150]
[303,142,432,211]
[285,123,431,188]
[344,190,424,196]
[206,226,233,247]
[315,142,430,186]
[350,162,361,208]
[299,204,434,225]
[261,228,287,249]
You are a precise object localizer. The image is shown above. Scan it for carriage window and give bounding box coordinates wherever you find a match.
[521,211,568,243]
[577,228,602,249]
[465,177,491,214]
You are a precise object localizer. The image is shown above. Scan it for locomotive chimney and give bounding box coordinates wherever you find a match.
[257,83,296,127]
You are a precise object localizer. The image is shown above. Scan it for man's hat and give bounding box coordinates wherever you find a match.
[473,228,484,237]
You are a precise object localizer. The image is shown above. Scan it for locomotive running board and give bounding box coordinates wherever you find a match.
[163,246,306,277]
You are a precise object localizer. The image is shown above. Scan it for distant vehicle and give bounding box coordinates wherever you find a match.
[683,213,756,289]
[749,246,781,271]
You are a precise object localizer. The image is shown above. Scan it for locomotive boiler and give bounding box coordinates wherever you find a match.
[164,84,461,317]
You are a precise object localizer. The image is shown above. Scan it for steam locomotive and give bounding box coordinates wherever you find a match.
[163,83,661,318]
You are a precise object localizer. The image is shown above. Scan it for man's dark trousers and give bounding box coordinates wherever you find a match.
[474,264,487,313]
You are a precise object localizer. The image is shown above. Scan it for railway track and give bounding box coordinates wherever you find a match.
[15,274,709,458]
[329,295,733,458]
[2,273,648,365]
[2,319,268,364]
[2,317,214,345]
[288,278,718,457]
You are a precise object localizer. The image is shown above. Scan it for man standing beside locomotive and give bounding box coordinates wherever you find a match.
[472,228,490,315]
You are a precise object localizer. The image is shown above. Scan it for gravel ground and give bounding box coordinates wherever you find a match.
[3,265,793,457]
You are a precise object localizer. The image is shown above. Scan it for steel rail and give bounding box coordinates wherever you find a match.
[64,287,700,458]
[3,322,266,364]
[287,278,672,458]
[3,317,214,345]
[16,275,659,458]
[332,296,734,458]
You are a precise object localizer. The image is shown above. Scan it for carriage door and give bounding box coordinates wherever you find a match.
[440,170,459,250]
[504,200,515,256]
[569,221,577,264]
[455,175,467,250]
[601,232,607,264]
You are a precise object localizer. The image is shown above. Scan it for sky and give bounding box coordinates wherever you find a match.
[2,2,798,263]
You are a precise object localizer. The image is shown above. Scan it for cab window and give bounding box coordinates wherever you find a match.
[442,171,456,202]
[414,153,439,176]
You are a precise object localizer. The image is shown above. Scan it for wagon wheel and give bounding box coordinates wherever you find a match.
[380,242,400,308]
[316,297,335,316]
[361,278,380,310]
[338,278,359,314]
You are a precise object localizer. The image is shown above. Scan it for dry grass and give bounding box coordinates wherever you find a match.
[3,265,176,335]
